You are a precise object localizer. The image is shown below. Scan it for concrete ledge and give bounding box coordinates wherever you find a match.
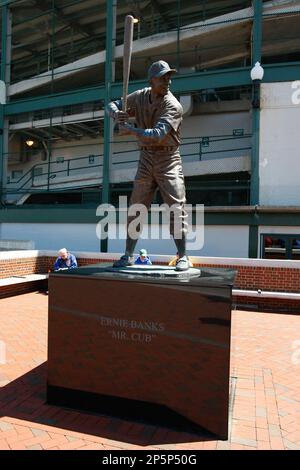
[37,251,300,269]
[233,288,300,300]
[0,250,42,260]
[1,250,300,270]
[0,251,299,311]
[0,274,48,299]
[0,274,48,287]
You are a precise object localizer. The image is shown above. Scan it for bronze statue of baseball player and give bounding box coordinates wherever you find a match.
[107,60,189,271]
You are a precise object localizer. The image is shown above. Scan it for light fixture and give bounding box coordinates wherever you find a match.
[250,62,264,109]
[128,12,139,23]
[250,61,264,81]
[25,139,35,147]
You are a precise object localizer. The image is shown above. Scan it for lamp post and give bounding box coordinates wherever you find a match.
[248,0,263,258]
[251,61,264,109]
[250,61,264,208]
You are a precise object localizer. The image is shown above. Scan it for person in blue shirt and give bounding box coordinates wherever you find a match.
[134,249,152,265]
[54,248,78,271]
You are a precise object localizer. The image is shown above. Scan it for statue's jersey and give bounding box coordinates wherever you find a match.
[127,87,183,148]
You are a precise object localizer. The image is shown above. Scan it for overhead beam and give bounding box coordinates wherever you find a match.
[146,0,170,25]
[27,127,52,139]
[4,62,300,116]
[60,127,82,140]
[43,126,72,141]
[19,129,50,141]
[11,23,77,62]
[3,68,251,115]
[32,0,94,38]
[11,1,96,66]
[12,41,40,59]
[70,122,98,137]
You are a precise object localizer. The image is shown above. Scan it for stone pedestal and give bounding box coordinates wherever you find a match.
[47,264,236,439]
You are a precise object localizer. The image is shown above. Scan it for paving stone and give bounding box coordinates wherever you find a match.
[0,293,299,451]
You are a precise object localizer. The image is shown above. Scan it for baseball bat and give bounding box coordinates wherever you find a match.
[122,15,134,113]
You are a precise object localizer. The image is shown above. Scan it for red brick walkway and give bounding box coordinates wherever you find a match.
[0,292,299,450]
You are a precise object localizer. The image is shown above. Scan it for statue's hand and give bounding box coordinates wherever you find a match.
[119,122,135,135]
[113,110,130,124]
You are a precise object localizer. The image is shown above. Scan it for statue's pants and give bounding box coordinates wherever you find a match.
[125,148,188,256]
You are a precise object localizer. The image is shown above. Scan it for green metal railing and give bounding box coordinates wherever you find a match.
[5,133,252,195]
[5,0,300,85]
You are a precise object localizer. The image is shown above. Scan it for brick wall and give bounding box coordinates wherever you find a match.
[0,256,51,279]
[191,264,300,293]
[0,253,299,312]
[0,255,299,293]
[0,256,116,279]
[71,260,300,295]
[0,280,47,299]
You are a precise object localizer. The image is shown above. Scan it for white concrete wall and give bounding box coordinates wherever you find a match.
[8,148,44,174]
[194,225,248,258]
[0,223,249,258]
[260,81,300,205]
[182,112,251,137]
[0,223,100,252]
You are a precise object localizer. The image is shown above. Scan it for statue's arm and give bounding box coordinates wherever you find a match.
[121,120,172,143]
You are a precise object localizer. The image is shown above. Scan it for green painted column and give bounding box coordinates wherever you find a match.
[249,0,263,257]
[47,0,56,192]
[250,0,263,207]
[249,224,259,258]
[0,4,8,204]
[176,0,181,71]
[101,0,117,252]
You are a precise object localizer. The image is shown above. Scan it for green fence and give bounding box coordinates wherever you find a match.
[5,133,252,195]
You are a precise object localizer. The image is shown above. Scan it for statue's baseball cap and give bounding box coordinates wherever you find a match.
[148,60,177,80]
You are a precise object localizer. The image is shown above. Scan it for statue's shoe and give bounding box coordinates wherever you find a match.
[113,255,135,268]
[175,256,189,271]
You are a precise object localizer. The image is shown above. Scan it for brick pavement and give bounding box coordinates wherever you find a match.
[0,292,299,450]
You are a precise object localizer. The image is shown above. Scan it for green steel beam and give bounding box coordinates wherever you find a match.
[263,62,300,82]
[5,86,105,115]
[2,206,300,226]
[204,210,300,226]
[4,62,300,116]
[0,206,98,223]
[2,67,252,116]
[250,0,263,206]
[101,0,116,252]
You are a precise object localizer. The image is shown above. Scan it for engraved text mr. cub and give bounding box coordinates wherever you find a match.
[99,316,165,344]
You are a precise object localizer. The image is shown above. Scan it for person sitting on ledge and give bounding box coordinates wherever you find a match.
[134,249,152,266]
[54,248,78,271]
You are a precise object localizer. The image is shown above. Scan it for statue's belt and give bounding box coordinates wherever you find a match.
[140,146,178,151]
